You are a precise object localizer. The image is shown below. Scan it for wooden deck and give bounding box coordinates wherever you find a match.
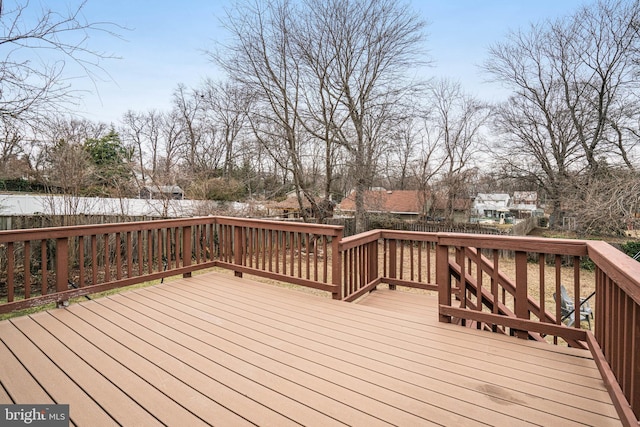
[0,271,621,426]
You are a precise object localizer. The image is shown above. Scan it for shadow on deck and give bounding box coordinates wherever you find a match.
[0,272,621,426]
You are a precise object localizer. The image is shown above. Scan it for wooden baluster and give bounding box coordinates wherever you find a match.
[41,240,48,296]
[297,232,302,279]
[388,239,397,290]
[24,242,31,299]
[436,241,451,323]
[165,228,172,271]
[126,232,133,278]
[476,248,483,330]
[459,247,467,327]
[539,253,545,324]
[492,249,499,332]
[554,255,562,344]
[56,237,69,306]
[137,230,143,276]
[115,232,122,280]
[573,256,581,329]
[7,242,14,302]
[156,229,163,272]
[91,235,98,286]
[514,250,528,339]
[104,234,111,283]
[194,226,201,264]
[78,236,85,287]
[233,226,243,278]
[183,225,192,278]
[331,230,342,300]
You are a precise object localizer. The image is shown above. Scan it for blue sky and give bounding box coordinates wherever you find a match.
[72,0,588,125]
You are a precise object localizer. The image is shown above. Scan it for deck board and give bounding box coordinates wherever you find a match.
[0,271,622,426]
[181,276,617,424]
[0,320,116,426]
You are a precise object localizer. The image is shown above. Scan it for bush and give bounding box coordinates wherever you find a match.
[366,213,402,230]
[188,177,246,201]
[620,240,640,259]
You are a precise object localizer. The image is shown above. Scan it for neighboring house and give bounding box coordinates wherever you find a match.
[428,194,472,224]
[336,189,424,220]
[139,185,184,200]
[264,191,331,219]
[511,191,539,218]
[473,193,511,220]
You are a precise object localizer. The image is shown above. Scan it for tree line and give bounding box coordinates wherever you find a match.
[1,0,640,236]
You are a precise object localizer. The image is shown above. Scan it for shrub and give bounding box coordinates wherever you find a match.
[620,240,640,259]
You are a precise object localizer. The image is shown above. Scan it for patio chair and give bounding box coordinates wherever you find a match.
[554,285,593,328]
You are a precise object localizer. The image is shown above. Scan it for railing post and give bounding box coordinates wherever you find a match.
[56,237,69,307]
[332,230,343,300]
[437,239,451,323]
[388,239,397,290]
[182,225,192,278]
[514,250,529,339]
[234,226,244,278]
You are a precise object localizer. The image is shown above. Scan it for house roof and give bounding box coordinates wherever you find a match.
[513,191,538,201]
[475,193,510,202]
[338,189,423,214]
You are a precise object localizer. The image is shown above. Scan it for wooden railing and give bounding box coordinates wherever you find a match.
[587,240,640,425]
[435,233,592,346]
[214,216,343,299]
[340,230,438,302]
[0,217,219,314]
[338,230,638,424]
[0,218,637,423]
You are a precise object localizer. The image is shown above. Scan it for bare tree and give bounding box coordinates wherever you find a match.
[551,0,640,174]
[566,168,640,235]
[215,0,426,228]
[484,0,640,229]
[304,0,427,231]
[426,79,489,221]
[34,116,107,197]
[157,110,183,185]
[121,110,148,185]
[215,0,315,220]
[200,79,251,180]
[0,117,26,178]
[0,1,120,122]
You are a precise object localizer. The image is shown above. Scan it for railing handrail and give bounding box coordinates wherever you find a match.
[588,240,640,306]
[437,232,589,256]
[339,229,381,251]
[0,216,217,242]
[215,216,343,236]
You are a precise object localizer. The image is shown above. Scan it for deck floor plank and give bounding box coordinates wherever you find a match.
[28,310,215,427]
[0,320,116,426]
[350,288,603,371]
[0,340,51,404]
[171,276,618,425]
[239,277,602,370]
[132,286,557,426]
[0,381,12,404]
[0,271,622,427]
[103,292,435,426]
[46,307,257,427]
[187,276,609,391]
[82,297,371,427]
